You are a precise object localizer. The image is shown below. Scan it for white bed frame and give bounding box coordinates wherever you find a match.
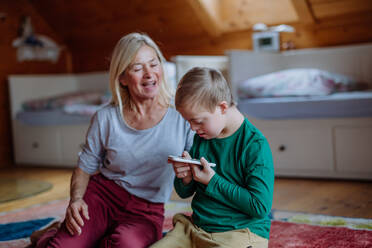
[231,44,372,180]
[172,55,228,83]
[8,72,108,167]
[173,43,372,180]
[228,43,372,100]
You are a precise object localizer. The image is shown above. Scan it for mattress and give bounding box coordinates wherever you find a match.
[238,91,372,119]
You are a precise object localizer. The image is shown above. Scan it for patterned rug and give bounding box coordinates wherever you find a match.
[0,199,371,248]
[0,178,52,203]
[269,210,372,247]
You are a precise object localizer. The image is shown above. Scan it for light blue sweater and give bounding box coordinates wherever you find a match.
[78,104,194,203]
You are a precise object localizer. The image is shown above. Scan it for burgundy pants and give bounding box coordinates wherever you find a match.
[36,174,164,248]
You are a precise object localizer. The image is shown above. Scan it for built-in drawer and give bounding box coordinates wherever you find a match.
[334,126,372,174]
[14,122,61,165]
[263,127,334,173]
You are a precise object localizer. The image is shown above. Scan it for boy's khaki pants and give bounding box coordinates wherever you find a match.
[150,213,268,248]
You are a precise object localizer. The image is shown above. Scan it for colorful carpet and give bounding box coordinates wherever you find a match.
[0,178,52,203]
[269,210,372,247]
[0,199,371,247]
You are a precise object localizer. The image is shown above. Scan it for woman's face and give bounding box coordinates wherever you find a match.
[120,45,163,101]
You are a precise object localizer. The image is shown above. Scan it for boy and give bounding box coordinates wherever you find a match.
[151,67,274,248]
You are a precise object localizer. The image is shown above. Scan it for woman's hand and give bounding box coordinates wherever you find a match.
[65,167,91,236]
[65,198,89,236]
[190,157,215,185]
[169,151,193,185]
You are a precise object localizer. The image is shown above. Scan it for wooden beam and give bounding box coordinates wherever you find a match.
[185,0,222,37]
[291,0,316,24]
[311,0,372,19]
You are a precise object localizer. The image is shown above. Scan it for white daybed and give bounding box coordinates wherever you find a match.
[8,61,177,168]
[8,72,108,167]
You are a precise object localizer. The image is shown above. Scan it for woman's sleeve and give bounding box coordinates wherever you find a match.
[78,112,105,174]
[203,139,274,218]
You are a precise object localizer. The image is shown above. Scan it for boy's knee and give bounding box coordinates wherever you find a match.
[101,225,156,248]
[100,234,148,248]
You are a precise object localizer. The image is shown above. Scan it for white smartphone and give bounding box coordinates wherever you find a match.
[168,155,216,167]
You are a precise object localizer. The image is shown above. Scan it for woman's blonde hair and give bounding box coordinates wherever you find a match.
[109,32,172,116]
[175,67,234,112]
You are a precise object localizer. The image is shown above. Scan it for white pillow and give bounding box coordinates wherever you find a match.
[237,68,357,98]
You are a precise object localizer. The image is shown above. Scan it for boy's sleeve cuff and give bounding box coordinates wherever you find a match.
[175,178,195,189]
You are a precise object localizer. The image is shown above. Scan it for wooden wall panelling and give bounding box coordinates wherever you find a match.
[310,0,372,19]
[31,0,372,69]
[314,11,372,27]
[186,0,222,36]
[31,0,211,72]
[70,49,112,73]
[164,31,254,57]
[220,0,249,31]
[31,0,206,50]
[281,20,372,49]
[219,0,298,32]
[291,0,316,24]
[0,0,71,168]
[167,16,372,56]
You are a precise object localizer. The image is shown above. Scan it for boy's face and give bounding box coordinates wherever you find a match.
[178,105,226,139]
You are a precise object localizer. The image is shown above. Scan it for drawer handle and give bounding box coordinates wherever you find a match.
[32,142,39,149]
[278,145,286,152]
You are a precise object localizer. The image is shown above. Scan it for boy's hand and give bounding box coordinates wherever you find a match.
[190,157,215,185]
[169,151,193,185]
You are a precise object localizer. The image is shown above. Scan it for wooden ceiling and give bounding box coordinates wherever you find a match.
[190,0,372,35]
[29,0,206,52]
[27,0,372,70]
[190,0,299,35]
[29,0,372,44]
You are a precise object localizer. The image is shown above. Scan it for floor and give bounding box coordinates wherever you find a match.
[1,166,372,219]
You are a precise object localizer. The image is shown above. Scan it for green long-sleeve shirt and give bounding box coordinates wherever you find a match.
[174,118,274,239]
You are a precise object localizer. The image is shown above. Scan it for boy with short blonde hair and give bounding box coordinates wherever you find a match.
[151,67,274,248]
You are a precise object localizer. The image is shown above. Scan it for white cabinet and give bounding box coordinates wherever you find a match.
[334,126,372,175]
[13,122,62,165]
[13,121,88,168]
[60,125,87,165]
[264,128,333,175]
[250,117,372,180]
[12,115,372,179]
[8,72,108,168]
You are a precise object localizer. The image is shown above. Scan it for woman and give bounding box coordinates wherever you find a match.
[33,33,194,248]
